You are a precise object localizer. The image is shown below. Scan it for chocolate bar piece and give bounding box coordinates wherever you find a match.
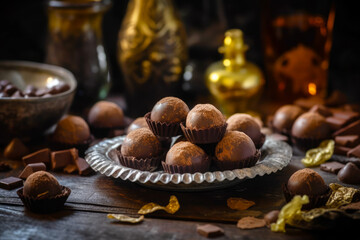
[18,163,46,180]
[334,146,351,156]
[333,111,359,122]
[335,135,360,148]
[22,148,51,166]
[4,138,29,160]
[75,157,93,176]
[326,117,348,130]
[51,148,78,171]
[320,161,345,174]
[333,120,360,137]
[197,224,224,238]
[347,145,360,158]
[0,177,23,190]
[309,105,332,117]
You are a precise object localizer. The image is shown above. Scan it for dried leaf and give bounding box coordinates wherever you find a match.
[227,197,255,210]
[107,214,144,223]
[301,140,334,167]
[138,195,180,215]
[271,195,309,233]
[237,217,266,229]
[326,183,360,208]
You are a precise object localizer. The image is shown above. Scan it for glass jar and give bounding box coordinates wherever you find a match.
[45,0,111,111]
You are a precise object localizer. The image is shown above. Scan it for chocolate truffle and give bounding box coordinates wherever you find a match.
[163,141,210,173]
[287,168,328,196]
[23,171,62,199]
[88,101,124,128]
[226,113,264,148]
[215,131,257,170]
[186,104,225,130]
[150,97,189,123]
[291,112,331,139]
[121,128,162,159]
[127,117,149,133]
[52,115,91,145]
[272,105,304,133]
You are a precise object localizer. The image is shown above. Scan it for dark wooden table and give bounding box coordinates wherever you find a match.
[0,143,359,240]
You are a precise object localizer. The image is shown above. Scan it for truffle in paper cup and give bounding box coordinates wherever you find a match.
[145,112,183,137]
[180,122,227,144]
[214,150,261,171]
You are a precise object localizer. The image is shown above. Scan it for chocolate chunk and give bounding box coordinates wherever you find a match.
[35,88,49,97]
[0,177,23,190]
[334,146,351,156]
[23,85,37,96]
[48,83,70,95]
[51,148,78,171]
[196,224,224,238]
[335,135,360,148]
[11,90,24,98]
[340,201,360,210]
[320,161,345,174]
[347,145,360,158]
[326,117,348,130]
[264,210,280,227]
[4,138,29,160]
[333,111,359,122]
[3,84,17,95]
[75,157,93,176]
[331,154,360,168]
[18,163,47,180]
[22,148,51,166]
[333,120,360,137]
[0,162,11,172]
[237,216,266,229]
[337,162,360,184]
[309,105,332,117]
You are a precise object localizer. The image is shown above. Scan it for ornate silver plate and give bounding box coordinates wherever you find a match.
[85,136,292,191]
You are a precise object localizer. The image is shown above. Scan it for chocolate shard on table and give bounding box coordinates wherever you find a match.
[196,224,224,238]
[0,176,23,190]
[325,116,349,130]
[347,145,360,158]
[75,157,93,176]
[334,145,352,156]
[337,162,360,184]
[333,119,360,137]
[22,148,51,166]
[18,163,47,180]
[335,135,360,148]
[51,148,78,171]
[3,138,30,160]
[319,161,345,174]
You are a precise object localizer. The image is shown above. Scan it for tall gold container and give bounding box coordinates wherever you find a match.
[205,29,264,117]
[117,0,187,117]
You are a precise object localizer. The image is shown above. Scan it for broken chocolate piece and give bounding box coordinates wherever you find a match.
[0,162,11,172]
[334,146,352,156]
[75,157,93,176]
[264,210,280,227]
[237,216,266,229]
[197,224,224,238]
[4,138,29,160]
[340,201,360,210]
[337,162,360,184]
[333,120,360,137]
[0,177,23,190]
[309,105,332,117]
[335,135,360,148]
[22,148,51,166]
[333,111,359,122]
[320,161,345,174]
[326,117,348,130]
[347,145,360,158]
[51,148,78,171]
[18,163,46,180]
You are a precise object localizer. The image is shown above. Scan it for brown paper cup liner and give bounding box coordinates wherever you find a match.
[17,186,71,213]
[255,133,266,149]
[291,136,327,152]
[180,122,227,144]
[214,149,261,171]
[161,156,211,174]
[116,145,165,172]
[282,184,332,210]
[144,112,183,137]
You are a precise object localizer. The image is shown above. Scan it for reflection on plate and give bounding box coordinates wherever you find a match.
[85,136,292,191]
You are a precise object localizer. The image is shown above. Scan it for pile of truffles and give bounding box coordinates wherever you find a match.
[116,96,265,173]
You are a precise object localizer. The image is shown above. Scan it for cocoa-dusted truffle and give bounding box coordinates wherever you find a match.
[163,141,210,173]
[272,105,304,133]
[287,168,328,196]
[226,113,264,148]
[23,171,62,199]
[186,104,225,130]
[291,112,331,139]
[127,117,149,133]
[52,115,91,146]
[214,131,258,170]
[121,128,162,159]
[151,96,189,124]
[88,101,124,128]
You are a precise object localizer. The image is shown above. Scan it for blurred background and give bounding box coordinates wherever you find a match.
[1,0,359,118]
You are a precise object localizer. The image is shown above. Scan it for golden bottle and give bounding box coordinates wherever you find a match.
[117,0,187,117]
[205,29,264,117]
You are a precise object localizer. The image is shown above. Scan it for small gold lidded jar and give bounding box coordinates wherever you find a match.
[205,29,264,117]
[45,0,111,111]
